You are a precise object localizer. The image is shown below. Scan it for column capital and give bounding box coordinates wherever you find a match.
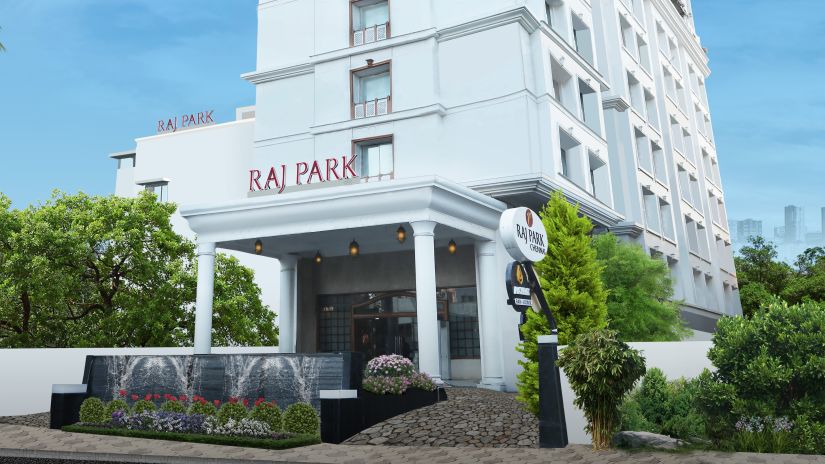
[410,220,437,237]
[475,240,497,257]
[197,242,216,257]
[278,254,298,271]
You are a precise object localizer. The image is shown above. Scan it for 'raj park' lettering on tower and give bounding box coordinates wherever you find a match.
[248,154,359,194]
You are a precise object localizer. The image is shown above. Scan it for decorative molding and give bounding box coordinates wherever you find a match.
[602,97,630,112]
[538,23,610,91]
[609,221,645,238]
[241,62,314,85]
[309,104,446,136]
[437,7,540,42]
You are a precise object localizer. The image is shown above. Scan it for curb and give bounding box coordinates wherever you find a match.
[0,448,324,464]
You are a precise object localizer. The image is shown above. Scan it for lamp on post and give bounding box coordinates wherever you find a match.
[254,240,263,255]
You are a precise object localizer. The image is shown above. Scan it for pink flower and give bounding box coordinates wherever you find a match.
[179,395,188,401]
[242,398,249,407]
[153,393,160,400]
[144,394,152,401]
[118,389,126,397]
[131,394,139,401]
[213,399,221,406]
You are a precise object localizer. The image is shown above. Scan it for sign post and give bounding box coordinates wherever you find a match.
[500,207,568,449]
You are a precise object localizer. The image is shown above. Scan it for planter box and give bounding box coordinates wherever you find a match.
[320,387,446,444]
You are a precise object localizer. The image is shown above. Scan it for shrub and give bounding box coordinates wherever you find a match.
[282,403,319,436]
[789,416,825,455]
[362,375,410,395]
[250,402,282,431]
[557,329,645,449]
[731,416,794,454]
[188,401,217,416]
[132,399,156,414]
[104,399,129,419]
[217,402,249,425]
[79,397,108,424]
[620,369,706,440]
[697,300,825,444]
[160,400,187,413]
[364,354,415,378]
[409,372,437,391]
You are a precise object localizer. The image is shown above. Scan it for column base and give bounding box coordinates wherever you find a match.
[477,379,506,391]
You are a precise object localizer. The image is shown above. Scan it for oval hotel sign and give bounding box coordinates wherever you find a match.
[499,207,548,263]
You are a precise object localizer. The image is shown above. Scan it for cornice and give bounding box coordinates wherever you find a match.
[602,96,630,112]
[437,7,540,42]
[241,62,314,85]
[538,23,610,91]
[651,0,710,77]
[609,221,645,238]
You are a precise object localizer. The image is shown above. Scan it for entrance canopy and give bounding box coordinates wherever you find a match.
[180,176,506,259]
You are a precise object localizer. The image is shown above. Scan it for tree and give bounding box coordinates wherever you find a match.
[0,191,277,348]
[593,233,690,341]
[783,247,825,305]
[733,236,793,317]
[516,192,607,414]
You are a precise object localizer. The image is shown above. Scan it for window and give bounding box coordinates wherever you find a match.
[558,129,583,187]
[352,62,391,119]
[682,127,695,163]
[668,37,681,69]
[351,0,389,46]
[659,198,675,240]
[142,181,168,203]
[578,78,600,134]
[663,67,677,102]
[635,128,652,173]
[689,174,700,208]
[545,0,565,36]
[651,141,667,183]
[697,222,710,257]
[677,165,691,204]
[354,136,393,181]
[588,150,608,202]
[685,216,699,254]
[644,88,658,129]
[550,55,575,114]
[637,34,651,71]
[447,288,481,359]
[631,0,645,22]
[571,14,594,64]
[670,117,683,153]
[642,187,660,233]
[627,72,644,114]
[620,15,634,54]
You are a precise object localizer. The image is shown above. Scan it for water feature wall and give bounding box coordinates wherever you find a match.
[82,353,363,410]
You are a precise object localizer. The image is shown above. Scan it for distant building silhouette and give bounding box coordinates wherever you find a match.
[731,219,762,243]
[784,205,805,243]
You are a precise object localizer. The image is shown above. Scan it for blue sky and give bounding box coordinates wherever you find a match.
[0,0,823,233]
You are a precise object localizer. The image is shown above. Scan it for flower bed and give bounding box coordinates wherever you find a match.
[62,424,320,450]
[69,393,321,450]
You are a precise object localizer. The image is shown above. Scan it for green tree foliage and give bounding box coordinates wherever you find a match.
[783,247,825,305]
[0,191,277,348]
[593,234,689,341]
[516,193,608,415]
[733,237,793,317]
[620,368,706,439]
[557,329,646,449]
[697,300,825,444]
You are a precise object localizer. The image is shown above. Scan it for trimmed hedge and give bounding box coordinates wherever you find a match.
[283,403,319,436]
[62,424,320,450]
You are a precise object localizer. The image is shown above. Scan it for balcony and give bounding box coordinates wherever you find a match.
[353,22,389,46]
[353,97,390,119]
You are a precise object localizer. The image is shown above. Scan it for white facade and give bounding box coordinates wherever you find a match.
[111,0,739,390]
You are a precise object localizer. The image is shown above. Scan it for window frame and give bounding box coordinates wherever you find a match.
[350,60,392,119]
[349,0,391,47]
[352,134,395,181]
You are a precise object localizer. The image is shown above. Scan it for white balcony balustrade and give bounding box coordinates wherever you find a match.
[353,22,389,46]
[353,97,390,119]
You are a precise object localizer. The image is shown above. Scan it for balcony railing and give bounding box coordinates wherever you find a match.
[353,97,390,119]
[353,22,389,46]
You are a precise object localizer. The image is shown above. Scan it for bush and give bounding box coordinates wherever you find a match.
[79,397,108,424]
[557,329,645,449]
[364,354,415,378]
[188,401,217,416]
[250,402,282,431]
[132,399,156,414]
[789,416,825,455]
[104,399,129,419]
[697,300,825,445]
[160,400,187,413]
[217,402,249,425]
[362,375,410,395]
[409,372,437,391]
[620,369,706,440]
[282,403,319,436]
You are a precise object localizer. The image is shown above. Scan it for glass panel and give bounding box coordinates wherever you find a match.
[367,145,380,177]
[360,3,388,28]
[379,143,393,175]
[360,72,390,102]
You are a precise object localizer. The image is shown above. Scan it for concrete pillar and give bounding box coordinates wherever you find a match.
[475,240,505,390]
[194,242,217,355]
[279,255,298,353]
[411,220,442,384]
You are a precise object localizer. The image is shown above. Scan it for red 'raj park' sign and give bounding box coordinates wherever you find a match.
[249,155,358,194]
[157,110,215,133]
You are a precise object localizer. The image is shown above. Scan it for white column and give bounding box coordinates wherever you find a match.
[194,242,217,355]
[278,255,298,353]
[475,240,505,390]
[411,220,442,384]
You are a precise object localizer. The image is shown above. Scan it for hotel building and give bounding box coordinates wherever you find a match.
[111,0,740,390]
